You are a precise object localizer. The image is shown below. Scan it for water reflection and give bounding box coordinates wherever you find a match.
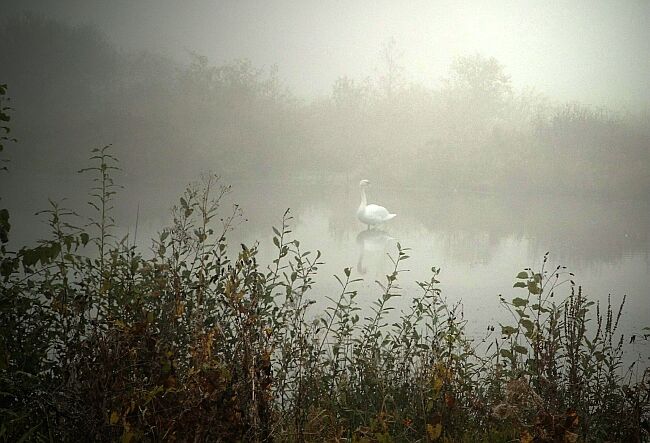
[5,176,649,269]
[355,228,396,275]
[4,176,648,360]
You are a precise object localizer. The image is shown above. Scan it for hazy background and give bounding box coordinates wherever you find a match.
[1,1,649,351]
[3,0,650,108]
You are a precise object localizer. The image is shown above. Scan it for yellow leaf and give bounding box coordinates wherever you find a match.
[110,411,119,425]
[175,302,184,316]
[100,280,112,293]
[520,430,534,443]
[564,431,578,443]
[433,376,443,393]
[427,423,442,440]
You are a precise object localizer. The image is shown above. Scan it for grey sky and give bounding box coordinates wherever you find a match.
[4,0,650,109]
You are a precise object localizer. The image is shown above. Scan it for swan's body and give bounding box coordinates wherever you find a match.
[357,179,396,228]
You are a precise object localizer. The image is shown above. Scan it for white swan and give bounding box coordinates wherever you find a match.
[357,179,396,228]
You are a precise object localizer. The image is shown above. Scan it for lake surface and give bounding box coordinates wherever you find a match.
[5,174,650,369]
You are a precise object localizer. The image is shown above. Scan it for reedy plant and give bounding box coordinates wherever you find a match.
[495,252,648,441]
[0,135,647,441]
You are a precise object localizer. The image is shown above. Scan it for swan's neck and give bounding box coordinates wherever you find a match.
[358,187,367,212]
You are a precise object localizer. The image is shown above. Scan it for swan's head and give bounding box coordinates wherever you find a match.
[359,179,370,188]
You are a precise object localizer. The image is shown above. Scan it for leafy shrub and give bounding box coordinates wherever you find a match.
[0,90,647,441]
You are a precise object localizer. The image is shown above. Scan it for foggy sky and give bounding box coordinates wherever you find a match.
[3,0,650,110]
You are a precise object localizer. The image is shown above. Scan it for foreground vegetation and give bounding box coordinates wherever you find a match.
[1,155,648,441]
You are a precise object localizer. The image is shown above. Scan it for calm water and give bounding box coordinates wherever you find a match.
[5,175,650,368]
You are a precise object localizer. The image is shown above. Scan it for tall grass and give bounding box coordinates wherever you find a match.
[0,83,648,441]
[1,145,647,442]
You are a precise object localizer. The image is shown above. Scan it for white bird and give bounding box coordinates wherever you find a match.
[357,179,396,228]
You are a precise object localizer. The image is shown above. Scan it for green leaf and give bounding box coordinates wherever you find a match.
[22,249,39,267]
[516,271,528,279]
[513,345,528,354]
[527,281,541,295]
[64,236,72,252]
[513,282,527,288]
[531,303,550,313]
[501,325,517,336]
[520,319,534,333]
[512,297,528,307]
[0,208,10,244]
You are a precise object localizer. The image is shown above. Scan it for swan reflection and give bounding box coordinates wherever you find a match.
[356,228,397,275]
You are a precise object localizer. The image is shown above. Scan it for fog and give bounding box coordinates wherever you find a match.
[1,3,649,346]
[3,0,650,108]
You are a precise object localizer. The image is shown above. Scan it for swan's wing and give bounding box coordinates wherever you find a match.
[365,204,391,221]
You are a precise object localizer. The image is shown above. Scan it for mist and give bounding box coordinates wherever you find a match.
[3,0,650,108]
[2,0,649,322]
[1,3,649,439]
